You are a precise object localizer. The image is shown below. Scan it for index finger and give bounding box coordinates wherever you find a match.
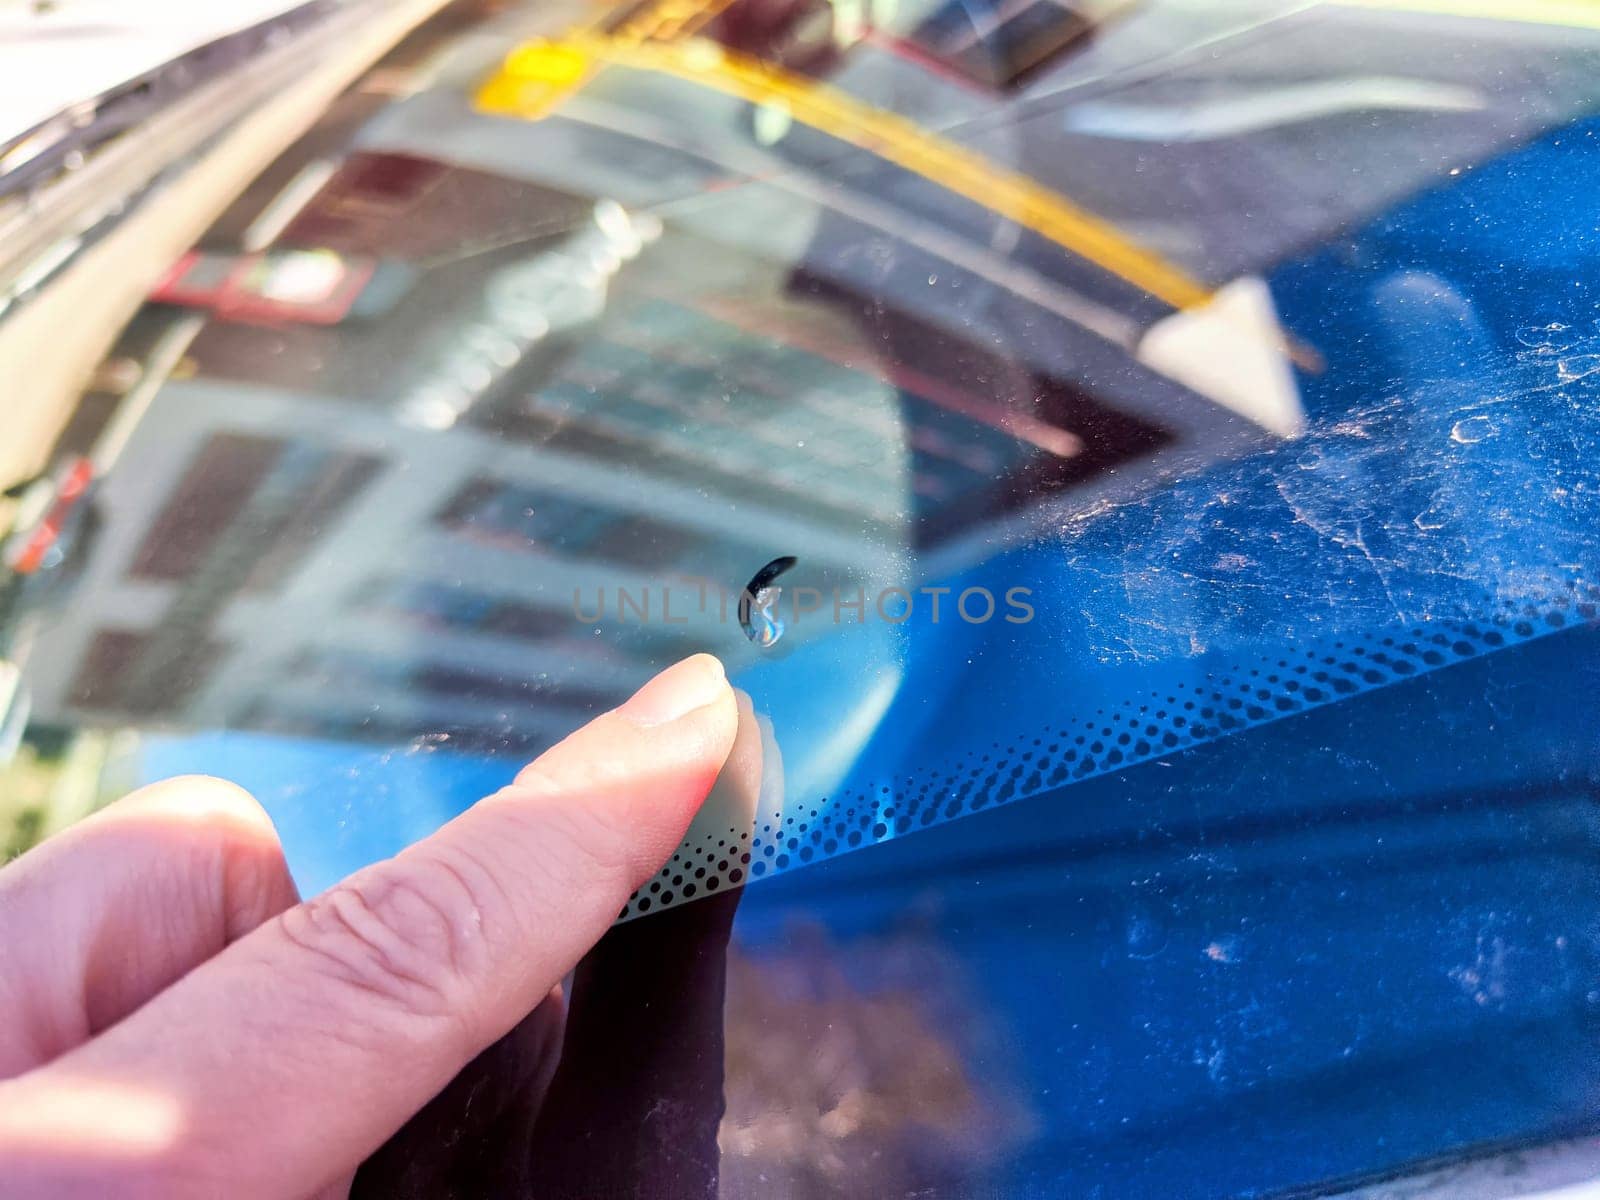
[0,654,739,1200]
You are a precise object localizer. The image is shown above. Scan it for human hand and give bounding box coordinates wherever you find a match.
[0,654,738,1199]
[354,687,775,1200]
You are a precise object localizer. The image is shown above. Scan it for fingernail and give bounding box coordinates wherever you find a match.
[617,654,728,727]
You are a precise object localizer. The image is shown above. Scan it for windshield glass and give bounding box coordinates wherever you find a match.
[5,1,1600,1196]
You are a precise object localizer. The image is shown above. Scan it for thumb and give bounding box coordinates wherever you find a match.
[0,654,738,1200]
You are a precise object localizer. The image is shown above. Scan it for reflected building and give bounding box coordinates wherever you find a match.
[17,0,1600,755]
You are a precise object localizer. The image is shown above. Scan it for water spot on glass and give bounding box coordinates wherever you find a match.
[1451,415,1495,444]
[740,556,798,648]
[1125,904,1170,961]
[1557,353,1600,382]
[1514,321,1573,352]
[1414,491,1448,531]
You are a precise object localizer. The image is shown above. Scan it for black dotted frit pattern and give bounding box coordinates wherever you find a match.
[616,580,1597,923]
